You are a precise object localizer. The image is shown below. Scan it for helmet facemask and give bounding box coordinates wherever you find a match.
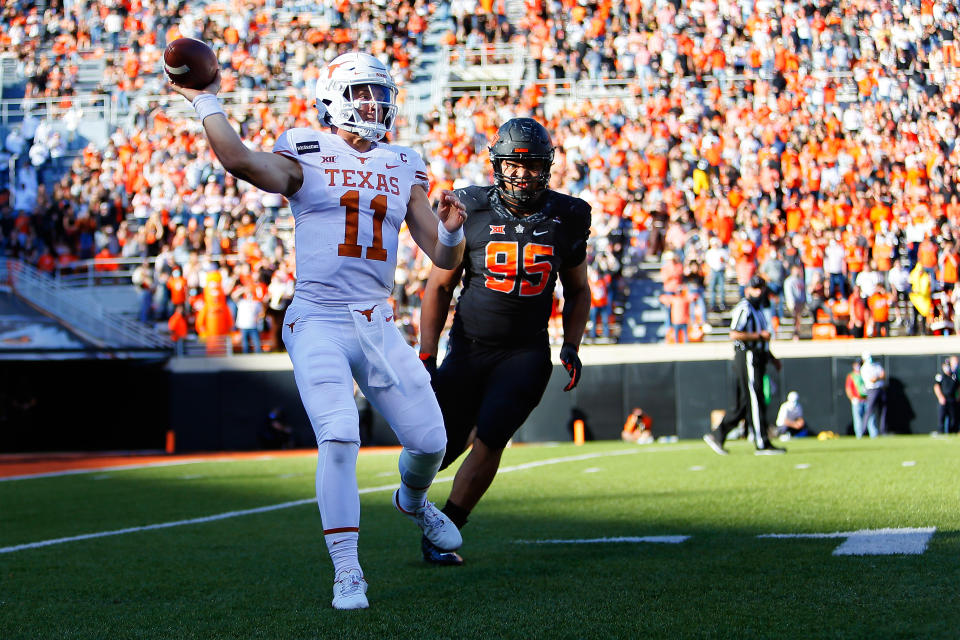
[492,156,553,209]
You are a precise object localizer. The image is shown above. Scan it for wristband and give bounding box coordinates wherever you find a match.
[419,352,434,361]
[437,220,464,247]
[192,93,226,122]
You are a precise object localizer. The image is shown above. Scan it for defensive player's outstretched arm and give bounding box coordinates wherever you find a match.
[405,185,466,270]
[559,258,591,348]
[169,71,303,197]
[419,263,465,357]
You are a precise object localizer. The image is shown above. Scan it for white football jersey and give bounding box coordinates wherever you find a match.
[273,129,430,304]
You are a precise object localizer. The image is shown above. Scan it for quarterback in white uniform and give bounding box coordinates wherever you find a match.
[170,52,466,610]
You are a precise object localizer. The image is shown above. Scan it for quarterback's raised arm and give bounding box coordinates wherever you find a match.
[169,71,303,197]
[406,186,466,270]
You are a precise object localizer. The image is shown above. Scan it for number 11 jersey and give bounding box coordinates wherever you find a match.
[273,129,429,305]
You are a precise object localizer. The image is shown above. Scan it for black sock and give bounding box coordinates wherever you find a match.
[442,500,470,529]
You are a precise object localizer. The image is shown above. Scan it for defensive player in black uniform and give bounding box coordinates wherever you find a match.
[417,118,592,564]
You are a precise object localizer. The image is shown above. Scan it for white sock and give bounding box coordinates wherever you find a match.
[317,440,361,574]
[326,531,360,577]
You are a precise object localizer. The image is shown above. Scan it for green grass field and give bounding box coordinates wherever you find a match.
[3,436,959,640]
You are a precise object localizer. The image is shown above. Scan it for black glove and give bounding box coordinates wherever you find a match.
[419,353,437,381]
[559,342,582,392]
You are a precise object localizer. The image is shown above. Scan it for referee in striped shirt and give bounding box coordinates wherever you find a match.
[704,275,786,455]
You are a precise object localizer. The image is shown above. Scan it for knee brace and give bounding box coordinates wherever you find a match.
[398,447,445,490]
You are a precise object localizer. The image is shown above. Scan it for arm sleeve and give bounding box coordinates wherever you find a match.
[776,404,788,426]
[729,304,748,332]
[562,199,592,269]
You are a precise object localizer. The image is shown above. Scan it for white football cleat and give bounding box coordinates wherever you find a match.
[393,489,463,551]
[332,569,368,610]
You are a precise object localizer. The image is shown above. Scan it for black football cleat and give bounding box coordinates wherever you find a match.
[422,535,464,566]
[755,443,787,455]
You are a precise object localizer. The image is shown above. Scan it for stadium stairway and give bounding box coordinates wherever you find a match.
[401,4,456,136]
[75,58,107,94]
[0,56,24,103]
[619,265,667,344]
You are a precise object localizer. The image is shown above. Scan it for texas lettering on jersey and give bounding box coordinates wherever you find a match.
[321,168,400,195]
[451,185,591,345]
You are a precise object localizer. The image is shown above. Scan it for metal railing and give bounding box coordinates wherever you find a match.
[433,42,527,105]
[0,93,119,126]
[2,258,172,350]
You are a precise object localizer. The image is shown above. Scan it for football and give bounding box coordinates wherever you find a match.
[163,38,218,89]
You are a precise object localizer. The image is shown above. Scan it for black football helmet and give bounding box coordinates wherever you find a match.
[489,118,555,210]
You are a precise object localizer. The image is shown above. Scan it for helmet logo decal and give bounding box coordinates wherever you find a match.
[327,62,346,78]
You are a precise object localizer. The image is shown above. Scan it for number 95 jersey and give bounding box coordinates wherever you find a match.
[451,185,591,345]
[273,129,430,305]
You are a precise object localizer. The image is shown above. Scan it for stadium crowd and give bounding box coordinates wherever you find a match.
[4,0,960,350]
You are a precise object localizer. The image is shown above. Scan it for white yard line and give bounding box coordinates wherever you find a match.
[2,446,686,554]
[0,458,263,482]
[758,527,936,555]
[516,535,690,545]
[0,499,315,553]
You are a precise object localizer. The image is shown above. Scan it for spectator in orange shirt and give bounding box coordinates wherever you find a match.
[665,287,692,343]
[917,234,939,284]
[940,240,959,293]
[828,289,851,336]
[660,251,683,337]
[621,407,653,444]
[167,267,188,309]
[168,304,189,343]
[868,284,893,337]
[732,230,757,300]
[588,267,612,341]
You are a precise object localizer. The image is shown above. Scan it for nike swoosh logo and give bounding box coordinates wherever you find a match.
[385,163,399,169]
[533,230,548,236]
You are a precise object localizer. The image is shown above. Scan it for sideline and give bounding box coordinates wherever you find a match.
[0,447,399,482]
[0,446,700,554]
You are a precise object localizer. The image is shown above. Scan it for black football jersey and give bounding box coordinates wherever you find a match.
[449,185,591,345]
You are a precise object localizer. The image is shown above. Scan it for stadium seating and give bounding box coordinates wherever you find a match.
[2,0,958,352]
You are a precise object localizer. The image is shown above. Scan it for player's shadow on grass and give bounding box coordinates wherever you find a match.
[886,377,916,434]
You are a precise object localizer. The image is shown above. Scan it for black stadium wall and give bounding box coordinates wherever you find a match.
[162,337,960,451]
[2,337,958,453]
[0,358,170,453]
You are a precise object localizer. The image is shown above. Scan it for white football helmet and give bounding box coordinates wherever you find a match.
[315,52,399,142]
